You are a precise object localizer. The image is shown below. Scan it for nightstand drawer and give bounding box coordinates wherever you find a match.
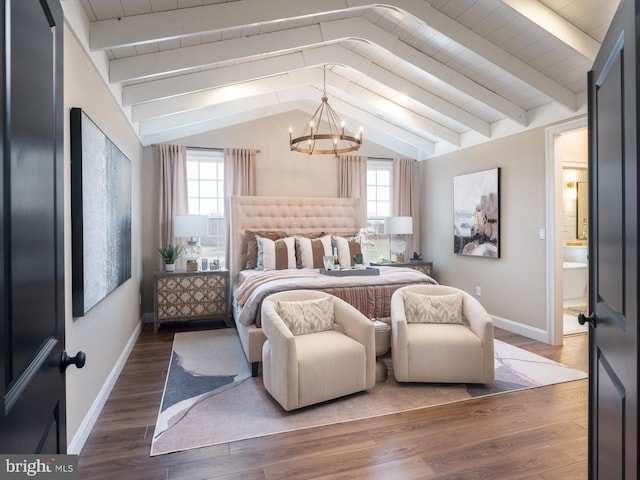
[153,269,230,332]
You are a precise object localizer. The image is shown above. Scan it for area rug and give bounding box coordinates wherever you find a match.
[150,328,587,456]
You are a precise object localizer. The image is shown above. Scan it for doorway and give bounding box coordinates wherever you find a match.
[545,118,589,345]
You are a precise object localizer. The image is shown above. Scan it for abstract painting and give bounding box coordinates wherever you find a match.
[453,167,500,258]
[71,108,132,316]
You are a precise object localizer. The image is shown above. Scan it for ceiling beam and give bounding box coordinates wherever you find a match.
[90,0,356,50]
[122,44,523,129]
[115,17,492,134]
[378,0,578,111]
[134,67,460,145]
[500,0,600,61]
[138,84,435,155]
[97,0,575,112]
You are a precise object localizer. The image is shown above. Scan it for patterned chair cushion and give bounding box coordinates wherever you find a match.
[276,296,335,335]
[403,291,464,324]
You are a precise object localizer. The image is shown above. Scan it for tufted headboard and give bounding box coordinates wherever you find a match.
[229,195,363,288]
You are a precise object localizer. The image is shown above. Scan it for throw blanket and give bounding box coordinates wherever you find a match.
[234,267,436,326]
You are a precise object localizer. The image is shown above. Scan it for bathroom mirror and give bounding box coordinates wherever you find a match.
[576,181,588,239]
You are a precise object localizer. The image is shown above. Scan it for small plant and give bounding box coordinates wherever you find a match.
[353,253,364,264]
[157,243,183,264]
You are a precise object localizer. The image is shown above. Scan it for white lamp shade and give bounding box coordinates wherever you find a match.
[384,216,413,235]
[174,215,208,238]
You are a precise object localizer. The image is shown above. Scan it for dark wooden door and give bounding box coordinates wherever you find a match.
[586,0,638,477]
[0,0,67,453]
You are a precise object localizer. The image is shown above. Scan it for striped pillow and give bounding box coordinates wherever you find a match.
[256,236,296,270]
[295,235,332,268]
[332,235,363,268]
[245,230,287,269]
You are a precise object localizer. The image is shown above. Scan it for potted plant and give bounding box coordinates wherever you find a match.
[353,252,366,269]
[157,243,183,271]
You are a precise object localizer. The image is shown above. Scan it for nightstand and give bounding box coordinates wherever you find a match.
[373,261,433,277]
[153,268,230,332]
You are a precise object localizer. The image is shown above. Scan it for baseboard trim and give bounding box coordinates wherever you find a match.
[491,315,549,344]
[67,320,142,455]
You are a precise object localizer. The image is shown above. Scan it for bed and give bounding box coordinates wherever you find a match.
[229,195,436,375]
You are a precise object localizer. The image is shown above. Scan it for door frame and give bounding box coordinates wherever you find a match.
[545,117,588,346]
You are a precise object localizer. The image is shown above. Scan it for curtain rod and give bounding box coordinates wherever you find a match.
[150,144,260,153]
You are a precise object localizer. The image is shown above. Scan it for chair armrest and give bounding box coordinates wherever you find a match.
[333,298,375,388]
[390,289,409,378]
[461,292,494,347]
[261,300,299,407]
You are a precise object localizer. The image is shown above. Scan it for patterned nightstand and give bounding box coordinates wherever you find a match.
[153,269,230,332]
[373,261,433,278]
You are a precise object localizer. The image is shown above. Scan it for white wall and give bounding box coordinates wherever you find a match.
[64,25,144,450]
[421,127,549,335]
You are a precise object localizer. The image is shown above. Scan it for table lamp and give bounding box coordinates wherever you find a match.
[174,215,208,271]
[384,216,413,263]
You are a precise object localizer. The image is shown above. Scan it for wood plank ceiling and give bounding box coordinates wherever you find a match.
[70,0,619,158]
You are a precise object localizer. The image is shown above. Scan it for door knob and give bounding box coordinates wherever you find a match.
[60,351,86,372]
[578,313,597,328]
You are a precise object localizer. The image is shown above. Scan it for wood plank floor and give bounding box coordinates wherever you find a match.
[78,321,589,480]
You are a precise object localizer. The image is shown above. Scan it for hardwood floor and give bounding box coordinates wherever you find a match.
[78,322,589,480]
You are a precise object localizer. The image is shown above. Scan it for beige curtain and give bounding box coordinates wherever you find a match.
[393,157,418,257]
[158,144,188,269]
[224,148,258,265]
[338,154,367,227]
[224,148,257,197]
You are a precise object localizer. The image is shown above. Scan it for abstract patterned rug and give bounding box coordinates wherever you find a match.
[150,329,587,456]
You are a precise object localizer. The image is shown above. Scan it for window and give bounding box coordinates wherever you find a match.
[366,159,393,263]
[366,159,393,231]
[186,148,226,267]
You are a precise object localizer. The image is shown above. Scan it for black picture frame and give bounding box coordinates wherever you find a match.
[453,167,500,258]
[71,107,132,316]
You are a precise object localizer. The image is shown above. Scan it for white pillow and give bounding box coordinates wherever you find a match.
[403,291,464,324]
[256,236,296,270]
[276,296,335,335]
[295,235,332,268]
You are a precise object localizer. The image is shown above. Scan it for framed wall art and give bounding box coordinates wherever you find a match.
[71,107,132,316]
[453,167,500,258]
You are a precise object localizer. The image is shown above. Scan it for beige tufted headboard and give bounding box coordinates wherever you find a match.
[229,195,363,288]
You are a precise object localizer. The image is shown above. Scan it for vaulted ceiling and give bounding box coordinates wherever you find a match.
[66,0,619,158]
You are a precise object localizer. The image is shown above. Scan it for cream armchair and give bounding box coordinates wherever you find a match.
[261,290,375,411]
[391,285,494,384]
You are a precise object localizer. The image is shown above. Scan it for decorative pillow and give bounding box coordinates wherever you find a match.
[245,230,287,269]
[276,296,335,335]
[256,236,296,270]
[332,235,363,268]
[403,291,464,324]
[295,235,332,268]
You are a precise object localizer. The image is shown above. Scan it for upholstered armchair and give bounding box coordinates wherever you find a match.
[391,285,494,384]
[261,290,376,411]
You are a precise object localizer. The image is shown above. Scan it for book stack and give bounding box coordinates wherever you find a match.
[372,319,389,332]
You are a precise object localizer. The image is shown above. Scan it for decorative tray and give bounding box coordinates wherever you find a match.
[319,267,379,277]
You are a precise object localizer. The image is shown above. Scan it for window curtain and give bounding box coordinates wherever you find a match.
[224,148,257,197]
[392,157,418,257]
[223,148,257,264]
[338,154,367,227]
[158,144,188,270]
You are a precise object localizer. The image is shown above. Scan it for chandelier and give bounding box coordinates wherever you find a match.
[289,66,362,155]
